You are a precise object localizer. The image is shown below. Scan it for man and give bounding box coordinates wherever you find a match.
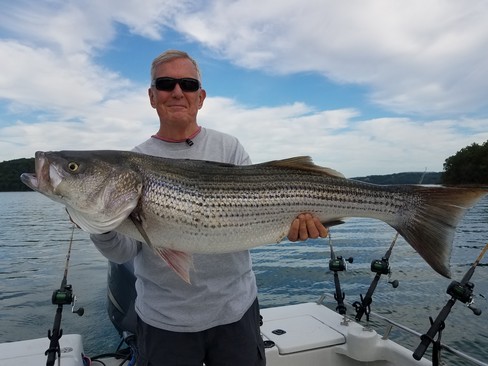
[91,50,328,365]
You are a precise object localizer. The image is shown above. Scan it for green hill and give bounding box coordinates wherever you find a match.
[0,158,35,191]
[353,172,441,185]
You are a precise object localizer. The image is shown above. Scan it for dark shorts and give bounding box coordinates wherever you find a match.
[136,298,266,366]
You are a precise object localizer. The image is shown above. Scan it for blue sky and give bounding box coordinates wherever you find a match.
[0,0,487,177]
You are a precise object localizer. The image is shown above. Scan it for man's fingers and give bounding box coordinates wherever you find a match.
[299,214,309,241]
[288,214,330,242]
[314,217,329,238]
[304,215,319,239]
[288,217,300,242]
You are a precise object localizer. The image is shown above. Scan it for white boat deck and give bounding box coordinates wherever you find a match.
[261,302,431,366]
[0,334,84,366]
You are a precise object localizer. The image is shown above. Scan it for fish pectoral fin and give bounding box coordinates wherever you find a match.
[128,214,193,284]
[130,214,154,249]
[155,248,193,284]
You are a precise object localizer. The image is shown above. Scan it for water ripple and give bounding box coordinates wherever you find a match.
[0,192,487,363]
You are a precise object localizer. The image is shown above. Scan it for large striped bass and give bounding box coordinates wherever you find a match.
[21,150,487,283]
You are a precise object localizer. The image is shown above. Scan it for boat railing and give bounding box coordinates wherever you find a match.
[317,293,488,366]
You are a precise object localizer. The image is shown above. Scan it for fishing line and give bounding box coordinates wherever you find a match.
[61,226,75,291]
[45,225,84,366]
[353,233,399,321]
[353,171,430,321]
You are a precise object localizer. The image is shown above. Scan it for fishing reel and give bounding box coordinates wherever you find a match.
[326,234,353,315]
[328,255,353,315]
[413,243,488,363]
[329,256,353,272]
[446,280,481,315]
[52,284,84,316]
[52,285,74,305]
[370,257,399,288]
[371,258,389,274]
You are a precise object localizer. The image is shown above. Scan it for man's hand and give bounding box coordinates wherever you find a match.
[288,213,329,242]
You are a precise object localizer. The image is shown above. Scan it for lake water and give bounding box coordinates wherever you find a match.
[0,191,487,364]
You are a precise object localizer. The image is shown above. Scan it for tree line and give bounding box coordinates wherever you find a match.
[442,140,488,185]
[0,158,35,191]
[0,140,486,191]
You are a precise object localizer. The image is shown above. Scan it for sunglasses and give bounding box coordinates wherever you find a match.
[152,77,201,92]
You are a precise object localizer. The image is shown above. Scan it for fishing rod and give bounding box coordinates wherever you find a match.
[413,242,488,363]
[328,234,353,315]
[352,171,429,322]
[353,233,399,322]
[45,226,84,366]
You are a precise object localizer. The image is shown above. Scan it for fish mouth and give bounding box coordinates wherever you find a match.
[20,151,57,194]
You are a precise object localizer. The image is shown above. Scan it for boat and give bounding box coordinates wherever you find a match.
[0,300,433,366]
[1,295,486,366]
[2,242,487,366]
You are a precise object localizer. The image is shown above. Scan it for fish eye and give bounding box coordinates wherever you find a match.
[67,161,79,172]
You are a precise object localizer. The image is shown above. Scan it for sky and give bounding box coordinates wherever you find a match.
[0,0,487,177]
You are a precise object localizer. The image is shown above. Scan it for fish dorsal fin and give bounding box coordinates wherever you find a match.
[262,156,345,178]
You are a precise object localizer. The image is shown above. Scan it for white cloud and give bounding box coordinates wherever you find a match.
[0,41,131,117]
[0,0,193,54]
[1,85,487,176]
[199,97,488,176]
[0,89,154,159]
[110,0,195,40]
[177,0,488,115]
[2,1,488,116]
[0,1,112,54]
[0,0,487,178]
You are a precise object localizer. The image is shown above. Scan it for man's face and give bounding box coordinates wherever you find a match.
[148,57,206,126]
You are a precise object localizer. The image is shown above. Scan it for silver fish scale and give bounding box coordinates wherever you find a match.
[135,167,414,252]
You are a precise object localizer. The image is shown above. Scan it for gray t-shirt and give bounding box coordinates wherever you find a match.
[91,127,258,332]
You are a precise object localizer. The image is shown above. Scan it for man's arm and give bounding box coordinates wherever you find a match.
[90,231,141,264]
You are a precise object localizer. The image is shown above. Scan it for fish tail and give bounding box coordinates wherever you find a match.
[394,186,487,278]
